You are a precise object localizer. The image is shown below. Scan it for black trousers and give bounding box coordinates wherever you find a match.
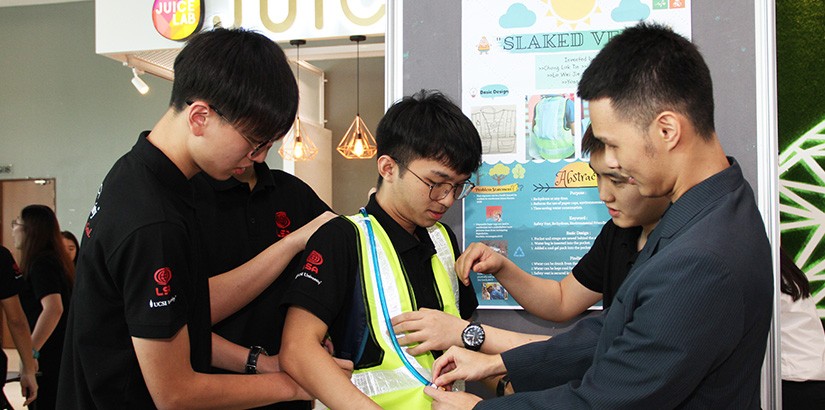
[783,379,825,410]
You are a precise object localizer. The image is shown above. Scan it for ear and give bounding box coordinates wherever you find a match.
[376,155,397,182]
[187,100,211,137]
[652,111,681,151]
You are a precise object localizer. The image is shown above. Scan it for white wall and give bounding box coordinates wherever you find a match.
[0,2,173,237]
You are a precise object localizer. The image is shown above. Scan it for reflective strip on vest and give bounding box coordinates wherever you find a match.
[427,224,460,314]
[351,367,430,398]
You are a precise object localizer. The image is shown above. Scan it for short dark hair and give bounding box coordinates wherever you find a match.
[170,28,298,143]
[578,22,715,140]
[376,90,482,184]
[580,124,603,156]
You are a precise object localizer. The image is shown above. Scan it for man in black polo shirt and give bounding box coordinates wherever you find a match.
[58,28,339,409]
[193,161,331,410]
[280,90,482,409]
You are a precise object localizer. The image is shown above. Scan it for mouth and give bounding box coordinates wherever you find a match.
[428,209,446,220]
[607,207,620,218]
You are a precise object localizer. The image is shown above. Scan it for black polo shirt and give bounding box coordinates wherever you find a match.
[282,195,477,369]
[1,246,22,387]
[0,246,22,301]
[194,162,330,351]
[58,132,211,409]
[193,162,329,410]
[571,219,641,309]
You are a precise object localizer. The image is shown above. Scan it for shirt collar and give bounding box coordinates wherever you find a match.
[196,162,276,193]
[364,194,435,255]
[133,131,194,206]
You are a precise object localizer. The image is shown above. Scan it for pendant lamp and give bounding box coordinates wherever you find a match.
[336,35,377,159]
[279,39,318,161]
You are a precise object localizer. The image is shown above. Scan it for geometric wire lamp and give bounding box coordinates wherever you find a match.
[336,35,377,159]
[279,39,318,161]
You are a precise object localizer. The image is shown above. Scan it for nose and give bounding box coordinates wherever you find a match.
[598,184,614,204]
[436,192,457,209]
[248,146,270,163]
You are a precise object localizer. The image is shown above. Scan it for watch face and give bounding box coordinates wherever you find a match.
[463,324,485,348]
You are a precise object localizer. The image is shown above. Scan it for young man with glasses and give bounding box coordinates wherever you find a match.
[280,90,482,409]
[58,28,343,409]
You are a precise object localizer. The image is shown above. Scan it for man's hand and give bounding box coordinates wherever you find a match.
[455,243,506,285]
[425,386,482,410]
[391,308,466,355]
[19,364,38,406]
[431,346,506,387]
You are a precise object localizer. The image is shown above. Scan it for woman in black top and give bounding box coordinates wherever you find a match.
[12,205,74,410]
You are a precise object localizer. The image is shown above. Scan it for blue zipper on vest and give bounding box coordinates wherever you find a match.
[360,207,430,386]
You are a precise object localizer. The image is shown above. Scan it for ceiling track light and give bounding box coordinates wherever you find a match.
[131,67,150,95]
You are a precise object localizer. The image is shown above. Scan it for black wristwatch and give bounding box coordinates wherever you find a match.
[245,346,268,374]
[496,374,511,397]
[461,322,485,351]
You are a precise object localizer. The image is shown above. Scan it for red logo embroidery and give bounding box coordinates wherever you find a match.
[154,267,172,285]
[84,222,92,238]
[307,250,323,265]
[153,267,172,296]
[275,211,291,229]
[304,250,323,274]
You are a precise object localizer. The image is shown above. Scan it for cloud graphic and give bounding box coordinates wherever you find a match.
[612,0,651,22]
[499,3,536,29]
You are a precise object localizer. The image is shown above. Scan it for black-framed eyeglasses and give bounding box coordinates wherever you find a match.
[11,219,24,229]
[397,162,475,201]
[186,101,274,158]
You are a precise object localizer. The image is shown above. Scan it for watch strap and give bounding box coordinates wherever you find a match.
[496,374,511,397]
[245,346,267,374]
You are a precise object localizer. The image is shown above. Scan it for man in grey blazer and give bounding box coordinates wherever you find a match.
[425,22,773,409]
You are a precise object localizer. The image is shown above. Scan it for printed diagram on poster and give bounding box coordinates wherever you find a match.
[461,0,691,308]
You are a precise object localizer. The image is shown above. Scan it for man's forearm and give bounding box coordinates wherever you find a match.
[209,234,302,322]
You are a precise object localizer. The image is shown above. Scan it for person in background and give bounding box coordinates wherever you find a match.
[12,205,74,410]
[193,160,332,410]
[0,245,38,407]
[780,248,825,409]
[60,231,79,265]
[57,28,345,409]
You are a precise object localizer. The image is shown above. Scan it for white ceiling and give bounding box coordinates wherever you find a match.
[0,0,87,7]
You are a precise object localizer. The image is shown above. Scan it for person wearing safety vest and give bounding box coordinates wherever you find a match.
[281,90,482,409]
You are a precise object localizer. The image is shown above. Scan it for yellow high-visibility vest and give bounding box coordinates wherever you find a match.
[344,212,461,409]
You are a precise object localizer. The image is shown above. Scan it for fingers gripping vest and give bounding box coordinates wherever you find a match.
[344,212,460,409]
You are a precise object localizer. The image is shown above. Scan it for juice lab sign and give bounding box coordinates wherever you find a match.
[153,0,204,41]
[152,1,385,42]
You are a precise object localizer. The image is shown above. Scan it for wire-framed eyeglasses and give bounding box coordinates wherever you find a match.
[397,162,475,201]
[186,101,274,158]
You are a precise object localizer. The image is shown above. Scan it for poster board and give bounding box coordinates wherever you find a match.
[460,0,691,308]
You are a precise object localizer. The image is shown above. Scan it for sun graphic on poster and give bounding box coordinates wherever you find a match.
[544,0,601,29]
